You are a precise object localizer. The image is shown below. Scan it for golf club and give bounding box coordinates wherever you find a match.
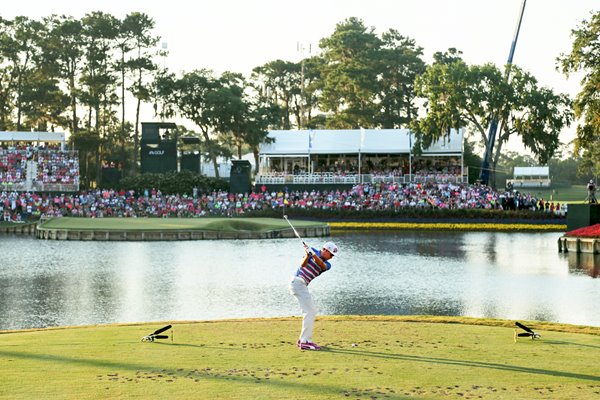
[141,324,172,342]
[514,321,541,341]
[283,215,311,254]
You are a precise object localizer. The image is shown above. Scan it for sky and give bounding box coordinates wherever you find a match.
[4,0,599,154]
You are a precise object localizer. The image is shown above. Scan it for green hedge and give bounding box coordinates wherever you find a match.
[119,170,229,195]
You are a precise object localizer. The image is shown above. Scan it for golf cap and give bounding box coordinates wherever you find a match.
[323,241,339,256]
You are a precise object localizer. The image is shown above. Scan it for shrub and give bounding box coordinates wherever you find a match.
[119,170,228,195]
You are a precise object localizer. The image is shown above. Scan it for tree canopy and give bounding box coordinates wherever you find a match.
[0,11,596,189]
[413,49,572,187]
[558,10,600,178]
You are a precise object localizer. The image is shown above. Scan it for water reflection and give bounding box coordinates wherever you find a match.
[324,292,464,316]
[0,231,599,330]
[341,231,467,259]
[484,233,497,264]
[564,252,600,278]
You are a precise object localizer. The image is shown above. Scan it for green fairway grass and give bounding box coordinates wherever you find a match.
[516,185,588,203]
[38,217,324,232]
[1,316,598,399]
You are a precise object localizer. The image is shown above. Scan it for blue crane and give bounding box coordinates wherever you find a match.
[479,0,527,186]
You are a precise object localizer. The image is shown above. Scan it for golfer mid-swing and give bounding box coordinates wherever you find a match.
[289,241,339,350]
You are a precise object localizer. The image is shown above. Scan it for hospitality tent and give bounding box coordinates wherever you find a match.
[508,166,551,188]
[259,128,463,176]
[0,131,66,149]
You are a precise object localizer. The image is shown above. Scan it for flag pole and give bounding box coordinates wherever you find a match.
[409,130,413,183]
[359,128,365,184]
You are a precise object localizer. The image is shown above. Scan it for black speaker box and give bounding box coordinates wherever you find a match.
[567,204,600,231]
[230,160,252,194]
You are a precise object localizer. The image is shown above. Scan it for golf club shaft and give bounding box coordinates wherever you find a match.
[283,215,309,250]
[152,324,172,335]
[515,322,534,334]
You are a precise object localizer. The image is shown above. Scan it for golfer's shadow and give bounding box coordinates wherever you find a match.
[324,347,600,382]
[542,340,600,350]
[152,342,258,352]
[151,342,205,349]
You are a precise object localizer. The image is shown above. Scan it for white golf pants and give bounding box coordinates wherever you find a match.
[289,276,318,343]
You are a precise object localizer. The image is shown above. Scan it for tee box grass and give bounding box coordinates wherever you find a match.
[1,316,599,399]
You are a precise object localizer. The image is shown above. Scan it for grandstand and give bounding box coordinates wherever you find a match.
[0,131,79,192]
[256,129,466,186]
[506,166,550,188]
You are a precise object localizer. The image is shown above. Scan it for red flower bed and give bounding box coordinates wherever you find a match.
[566,223,600,238]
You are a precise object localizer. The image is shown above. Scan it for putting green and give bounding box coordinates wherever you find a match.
[1,316,598,399]
[38,217,324,232]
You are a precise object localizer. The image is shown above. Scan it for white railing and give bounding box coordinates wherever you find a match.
[256,172,468,185]
[31,182,80,192]
[290,173,360,184]
[366,175,406,184]
[506,179,551,188]
[412,173,467,184]
[0,181,27,191]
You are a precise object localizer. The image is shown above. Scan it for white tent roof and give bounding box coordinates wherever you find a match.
[260,129,463,156]
[361,129,411,153]
[261,131,308,155]
[0,131,65,142]
[310,130,360,154]
[513,166,549,177]
[422,132,463,155]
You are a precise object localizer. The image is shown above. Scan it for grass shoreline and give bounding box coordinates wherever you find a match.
[1,315,597,336]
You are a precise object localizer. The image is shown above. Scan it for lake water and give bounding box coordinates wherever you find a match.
[0,231,598,330]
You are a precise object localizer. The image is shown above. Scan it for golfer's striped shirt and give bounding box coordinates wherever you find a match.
[295,248,331,285]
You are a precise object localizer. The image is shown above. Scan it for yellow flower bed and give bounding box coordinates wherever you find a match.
[328,222,567,231]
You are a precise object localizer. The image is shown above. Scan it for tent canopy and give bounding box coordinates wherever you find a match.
[261,131,308,155]
[0,131,65,143]
[260,129,463,156]
[513,166,549,177]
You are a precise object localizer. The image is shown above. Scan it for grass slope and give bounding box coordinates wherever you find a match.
[519,185,587,203]
[1,316,598,399]
[38,217,323,232]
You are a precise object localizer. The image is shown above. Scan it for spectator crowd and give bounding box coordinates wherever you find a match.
[1,181,563,222]
[0,145,79,190]
[0,149,28,187]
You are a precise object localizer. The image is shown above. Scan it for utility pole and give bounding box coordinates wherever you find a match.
[161,42,168,70]
[156,42,168,122]
[297,42,311,129]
